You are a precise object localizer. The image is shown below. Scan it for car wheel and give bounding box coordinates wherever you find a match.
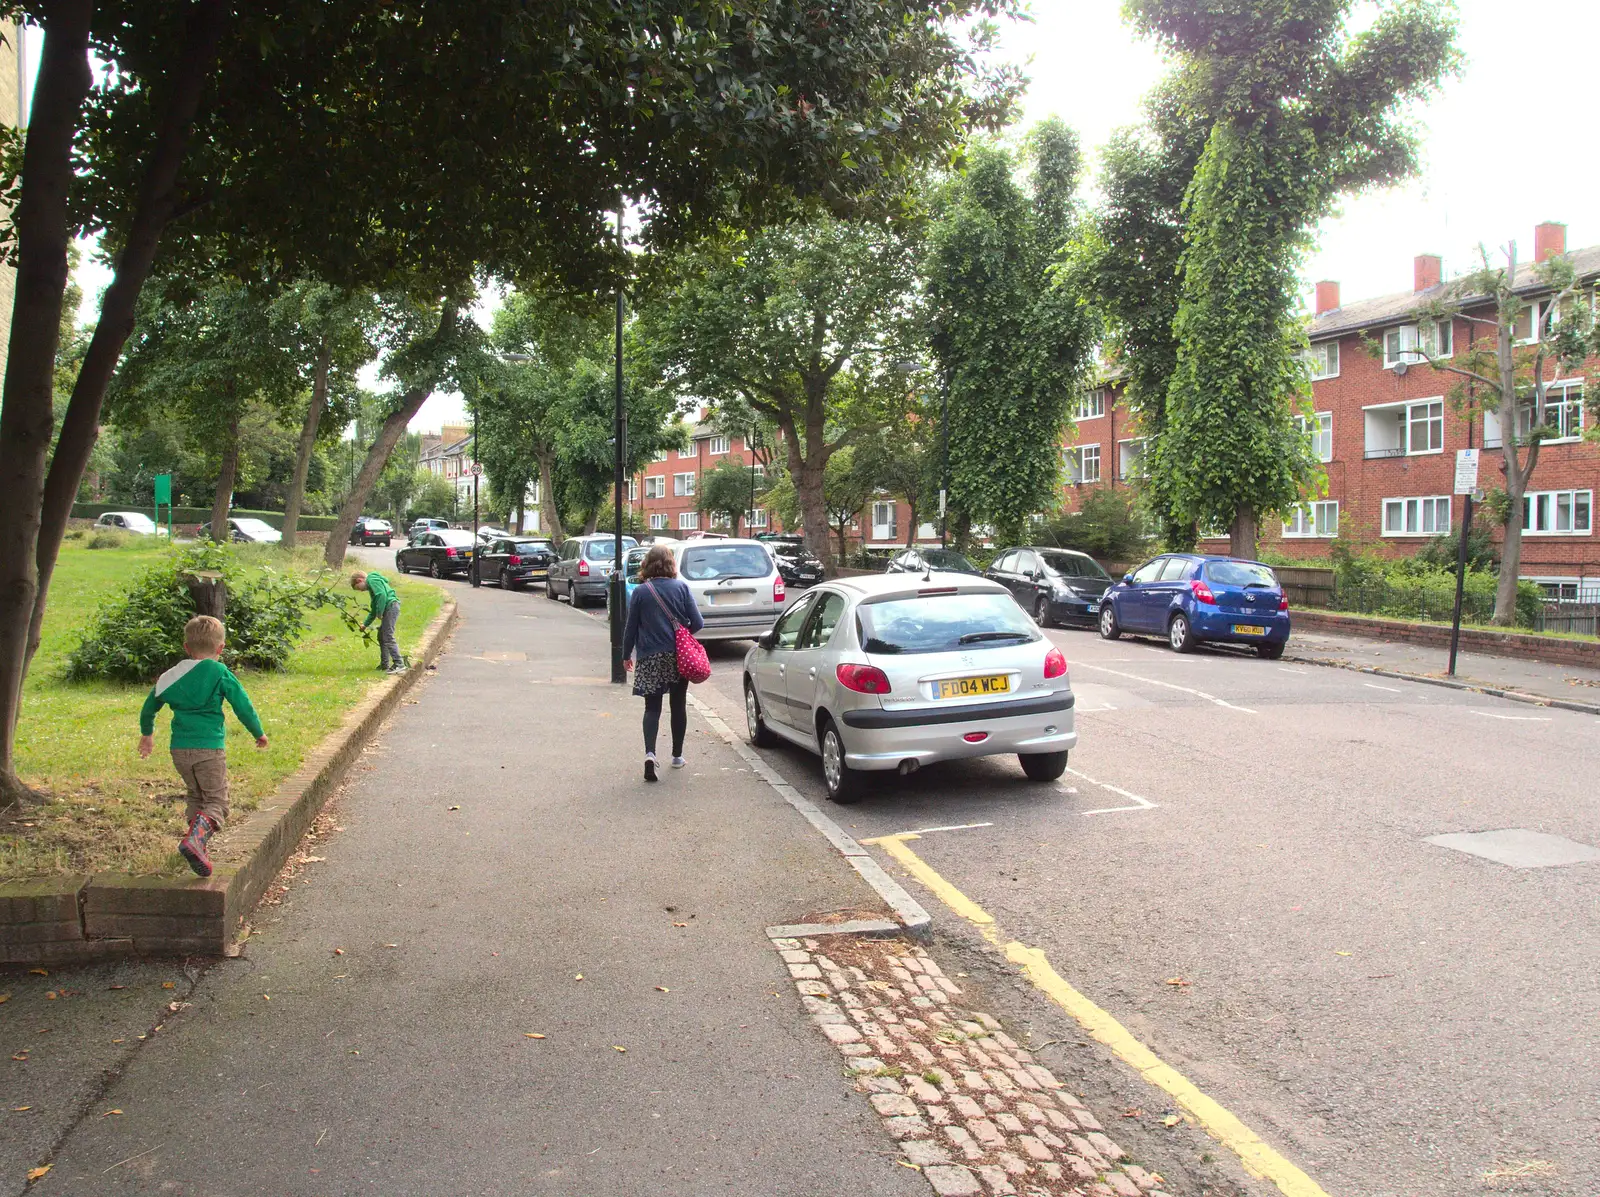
[1032,594,1053,628]
[1169,612,1195,653]
[1019,750,1069,782]
[545,577,559,600]
[745,681,778,748]
[819,719,863,804]
[429,560,443,580]
[499,568,514,590]
[1099,603,1121,640]
[383,539,390,547]
[1257,641,1286,661]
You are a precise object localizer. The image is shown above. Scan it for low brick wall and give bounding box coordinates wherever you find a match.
[1293,608,1600,669]
[0,599,458,963]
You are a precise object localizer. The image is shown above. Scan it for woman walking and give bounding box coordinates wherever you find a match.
[622,545,705,782]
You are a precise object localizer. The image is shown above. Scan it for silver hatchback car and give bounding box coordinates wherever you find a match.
[664,537,786,641]
[741,575,1076,803]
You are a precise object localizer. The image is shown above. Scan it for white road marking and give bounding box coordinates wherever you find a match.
[1278,667,1308,675]
[1469,710,1552,722]
[1073,662,1256,714]
[1062,766,1158,816]
[1364,682,1402,693]
[895,821,996,837]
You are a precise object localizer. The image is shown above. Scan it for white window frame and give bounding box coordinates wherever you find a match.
[745,508,770,529]
[678,511,700,531]
[626,477,638,502]
[1296,412,1333,463]
[1382,495,1451,537]
[1064,443,1101,484]
[751,463,766,479]
[870,500,898,542]
[1117,437,1147,480]
[672,472,696,497]
[1527,380,1584,443]
[1529,576,1581,601]
[707,434,730,456]
[1074,389,1107,421]
[1303,341,1340,381]
[648,513,667,530]
[644,475,666,499]
[1522,489,1592,536]
[1282,500,1339,539]
[1383,320,1452,368]
[1513,300,1543,346]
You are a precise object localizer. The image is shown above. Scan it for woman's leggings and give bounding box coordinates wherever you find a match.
[643,680,689,757]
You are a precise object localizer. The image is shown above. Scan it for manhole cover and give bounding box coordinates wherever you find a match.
[1425,828,1600,868]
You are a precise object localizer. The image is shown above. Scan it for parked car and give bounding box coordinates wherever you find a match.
[475,525,513,544]
[886,547,981,576]
[395,529,477,579]
[478,536,556,589]
[93,511,165,536]
[546,534,639,606]
[407,517,451,541]
[621,545,650,607]
[197,517,282,544]
[651,538,786,642]
[986,547,1114,628]
[742,574,1075,803]
[1099,553,1289,658]
[349,517,393,546]
[769,540,825,588]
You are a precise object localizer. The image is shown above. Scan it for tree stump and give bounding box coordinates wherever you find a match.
[183,570,228,620]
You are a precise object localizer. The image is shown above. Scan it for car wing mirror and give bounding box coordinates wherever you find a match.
[757,630,776,649]
[1122,573,1134,584]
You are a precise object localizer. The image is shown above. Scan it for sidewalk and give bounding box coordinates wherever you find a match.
[8,584,924,1196]
[1287,624,1600,711]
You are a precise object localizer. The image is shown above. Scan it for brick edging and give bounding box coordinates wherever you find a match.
[1292,608,1600,669]
[0,600,459,963]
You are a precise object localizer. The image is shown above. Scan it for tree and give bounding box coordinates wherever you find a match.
[698,457,770,536]
[0,0,1018,804]
[851,422,935,546]
[823,448,877,563]
[647,217,921,564]
[927,122,1099,548]
[1407,246,1599,624]
[1122,0,1460,558]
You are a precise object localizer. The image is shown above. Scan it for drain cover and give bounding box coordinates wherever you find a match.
[1425,828,1600,868]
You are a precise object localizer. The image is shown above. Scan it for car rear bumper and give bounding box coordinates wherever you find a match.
[697,610,780,641]
[1191,609,1291,644]
[1047,596,1103,626]
[839,691,1077,770]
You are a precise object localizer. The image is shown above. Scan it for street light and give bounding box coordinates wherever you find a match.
[610,206,627,685]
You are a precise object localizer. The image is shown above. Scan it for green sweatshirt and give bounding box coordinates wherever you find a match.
[362,572,398,627]
[139,657,264,750]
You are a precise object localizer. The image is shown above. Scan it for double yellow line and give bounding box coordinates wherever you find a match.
[866,833,1333,1197]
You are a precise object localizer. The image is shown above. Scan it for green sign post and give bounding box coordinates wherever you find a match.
[153,473,173,540]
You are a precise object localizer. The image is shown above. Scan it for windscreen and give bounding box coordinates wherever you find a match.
[437,530,477,547]
[1206,561,1277,588]
[514,540,551,555]
[924,550,975,571]
[234,519,276,534]
[857,593,1040,655]
[1039,551,1109,580]
[680,544,773,581]
[122,514,156,531]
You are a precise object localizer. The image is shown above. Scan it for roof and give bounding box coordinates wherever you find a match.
[419,434,473,461]
[825,573,1007,599]
[1309,244,1600,341]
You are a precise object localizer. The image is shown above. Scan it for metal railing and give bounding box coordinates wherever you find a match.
[1362,447,1406,460]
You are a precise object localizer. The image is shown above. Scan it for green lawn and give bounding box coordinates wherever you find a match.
[1,540,445,880]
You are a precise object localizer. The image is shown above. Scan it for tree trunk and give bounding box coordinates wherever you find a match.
[0,3,94,807]
[905,501,918,548]
[1491,312,1529,627]
[183,571,227,619]
[537,451,565,544]
[782,417,834,565]
[209,408,241,540]
[582,509,600,535]
[323,307,459,570]
[1229,505,1259,560]
[281,344,332,548]
[834,519,850,564]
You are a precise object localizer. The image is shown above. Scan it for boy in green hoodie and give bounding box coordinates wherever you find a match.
[137,615,268,877]
[351,570,404,673]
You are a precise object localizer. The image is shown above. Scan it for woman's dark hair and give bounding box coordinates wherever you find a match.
[639,544,677,580]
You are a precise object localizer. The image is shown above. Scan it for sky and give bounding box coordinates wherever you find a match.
[63,1,1600,434]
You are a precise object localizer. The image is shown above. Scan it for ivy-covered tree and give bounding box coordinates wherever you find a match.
[927,120,1098,548]
[1123,0,1460,557]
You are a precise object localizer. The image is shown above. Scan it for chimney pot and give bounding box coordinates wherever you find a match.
[1414,254,1442,293]
[1535,221,1567,262]
[1314,280,1341,315]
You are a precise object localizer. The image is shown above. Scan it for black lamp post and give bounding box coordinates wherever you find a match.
[940,365,952,549]
[609,207,627,684]
[470,395,481,587]
[748,426,760,536]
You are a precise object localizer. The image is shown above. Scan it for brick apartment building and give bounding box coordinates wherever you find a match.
[632,423,777,537]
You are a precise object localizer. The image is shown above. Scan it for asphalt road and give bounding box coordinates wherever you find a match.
[662,590,1598,1197]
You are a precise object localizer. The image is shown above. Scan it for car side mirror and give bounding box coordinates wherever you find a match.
[757,631,776,650]
[1122,573,1134,584]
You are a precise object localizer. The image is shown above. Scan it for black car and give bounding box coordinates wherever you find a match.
[478,537,557,589]
[885,547,982,576]
[765,539,824,588]
[395,529,477,579]
[986,546,1114,628]
[350,517,393,546]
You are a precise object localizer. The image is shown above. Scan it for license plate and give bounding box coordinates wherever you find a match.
[707,591,753,606]
[1233,624,1266,636]
[936,675,1011,700]
[1087,603,1099,614]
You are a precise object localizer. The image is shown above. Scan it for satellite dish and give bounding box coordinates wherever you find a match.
[1394,360,1410,376]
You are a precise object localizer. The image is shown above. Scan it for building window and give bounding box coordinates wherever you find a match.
[1296,412,1333,463]
[1521,381,1584,442]
[644,475,666,499]
[626,477,638,502]
[707,435,730,455]
[1512,300,1546,345]
[1406,400,1443,454]
[1197,520,1229,540]
[1283,500,1338,538]
[1383,320,1452,368]
[678,511,699,531]
[751,463,765,479]
[1074,389,1107,421]
[1523,490,1592,536]
[870,500,898,542]
[1118,438,1147,480]
[1303,341,1340,381]
[673,472,696,497]
[529,478,541,504]
[710,511,731,528]
[1383,496,1451,537]
[649,513,667,530]
[746,508,769,529]
[1064,444,1101,484]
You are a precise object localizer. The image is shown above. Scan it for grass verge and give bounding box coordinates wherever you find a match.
[1,540,444,880]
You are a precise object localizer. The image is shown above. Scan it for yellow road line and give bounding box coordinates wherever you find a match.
[864,832,1333,1197]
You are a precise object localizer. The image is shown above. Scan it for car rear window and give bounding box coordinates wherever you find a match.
[1206,561,1277,588]
[514,540,551,554]
[584,539,635,560]
[857,593,1040,655]
[680,544,773,581]
[437,530,477,547]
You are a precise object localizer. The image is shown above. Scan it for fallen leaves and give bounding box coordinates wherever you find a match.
[12,1106,32,1112]
[654,986,669,993]
[1482,1159,1557,1185]
[332,947,344,956]
[104,1109,123,1116]
[0,994,9,1004]
[573,974,585,981]
[611,1045,627,1053]
[1335,950,1352,957]
[1162,1114,1181,1127]
[447,805,461,812]
[29,969,47,977]
[11,1052,28,1061]
[43,992,57,1001]
[1163,977,1191,988]
[524,1033,547,1040]
[161,982,175,990]
[25,1165,50,1182]
[671,922,687,928]
[1121,1107,1144,1118]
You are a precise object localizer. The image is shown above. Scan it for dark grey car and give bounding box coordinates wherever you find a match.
[546,534,638,607]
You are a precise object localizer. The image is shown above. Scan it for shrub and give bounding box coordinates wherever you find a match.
[1328,542,1543,629]
[1035,490,1148,562]
[67,543,368,683]
[1412,526,1498,572]
[86,530,133,550]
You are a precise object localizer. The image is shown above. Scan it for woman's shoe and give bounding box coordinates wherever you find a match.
[670,756,685,769]
[644,754,658,783]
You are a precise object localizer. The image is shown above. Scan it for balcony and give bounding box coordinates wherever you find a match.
[1363,447,1406,460]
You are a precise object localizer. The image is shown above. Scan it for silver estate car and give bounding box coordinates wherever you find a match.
[662,537,786,642]
[741,574,1076,803]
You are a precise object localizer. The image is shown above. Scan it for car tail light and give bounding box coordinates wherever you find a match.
[578,559,590,577]
[1043,647,1067,679]
[1278,593,1289,612]
[773,575,785,603]
[963,732,989,743]
[445,547,457,558]
[836,663,892,694]
[508,555,522,565]
[1190,579,1216,604]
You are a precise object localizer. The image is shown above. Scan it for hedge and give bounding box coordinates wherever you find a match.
[71,503,344,532]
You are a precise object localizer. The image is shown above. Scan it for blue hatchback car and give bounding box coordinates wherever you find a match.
[1098,554,1290,658]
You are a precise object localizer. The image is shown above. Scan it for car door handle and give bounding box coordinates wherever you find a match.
[807,667,817,679]
[777,665,785,677]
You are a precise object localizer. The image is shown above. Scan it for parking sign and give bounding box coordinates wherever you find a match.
[1453,449,1479,495]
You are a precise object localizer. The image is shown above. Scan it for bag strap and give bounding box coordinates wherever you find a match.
[645,579,683,631]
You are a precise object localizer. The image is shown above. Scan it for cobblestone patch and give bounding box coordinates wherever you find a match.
[774,934,1175,1197]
